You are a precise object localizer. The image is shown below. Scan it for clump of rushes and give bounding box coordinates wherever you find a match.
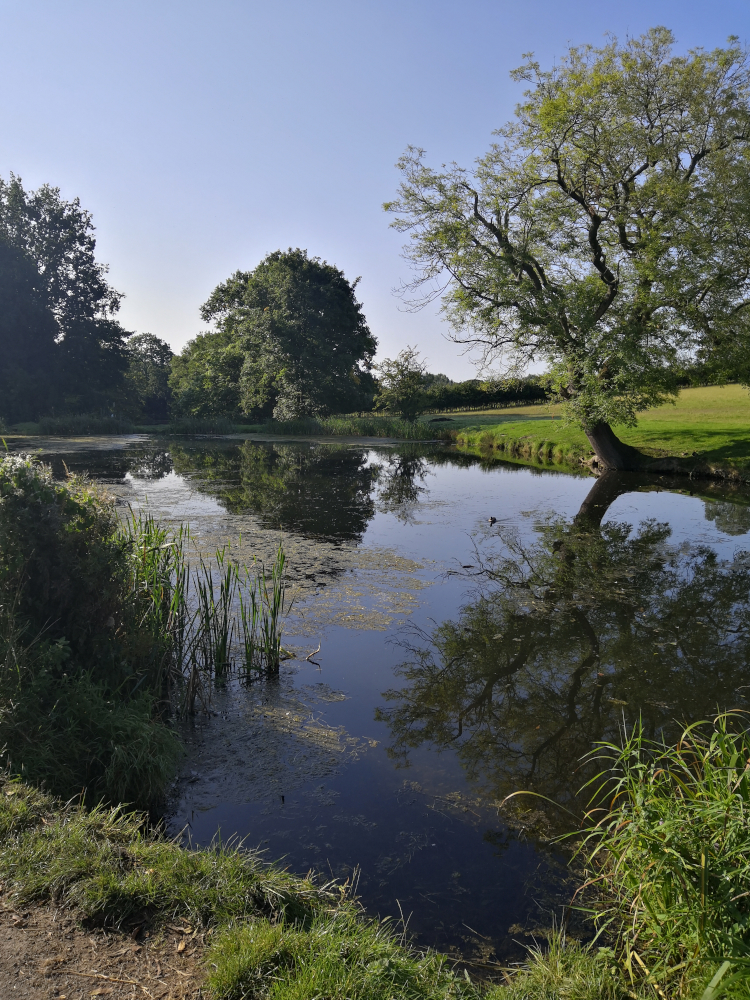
[580,714,750,1000]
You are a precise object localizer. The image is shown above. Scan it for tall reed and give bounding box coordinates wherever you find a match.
[123,516,290,712]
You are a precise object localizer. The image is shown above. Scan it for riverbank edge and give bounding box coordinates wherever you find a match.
[0,777,457,998]
[0,775,630,1000]
[449,428,750,485]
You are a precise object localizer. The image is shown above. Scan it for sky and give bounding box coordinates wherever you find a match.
[1,0,749,379]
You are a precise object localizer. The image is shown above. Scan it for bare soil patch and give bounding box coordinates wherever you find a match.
[0,890,206,999]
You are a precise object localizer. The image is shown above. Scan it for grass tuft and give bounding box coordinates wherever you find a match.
[0,778,334,930]
[484,935,630,1000]
[580,713,750,998]
[206,909,473,1000]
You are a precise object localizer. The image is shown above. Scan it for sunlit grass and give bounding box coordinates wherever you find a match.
[451,385,750,469]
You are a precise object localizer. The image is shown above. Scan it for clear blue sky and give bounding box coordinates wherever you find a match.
[1,0,748,378]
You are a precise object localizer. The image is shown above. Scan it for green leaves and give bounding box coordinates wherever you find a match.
[190,249,377,421]
[388,30,750,442]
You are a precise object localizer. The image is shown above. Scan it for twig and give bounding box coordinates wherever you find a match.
[66,970,140,985]
[66,969,156,996]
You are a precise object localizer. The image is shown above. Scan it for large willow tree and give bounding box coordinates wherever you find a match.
[386,29,750,469]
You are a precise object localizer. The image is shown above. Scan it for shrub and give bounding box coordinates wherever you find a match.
[0,455,180,808]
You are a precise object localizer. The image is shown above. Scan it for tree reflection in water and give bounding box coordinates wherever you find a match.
[375,445,432,521]
[170,441,379,542]
[377,473,750,826]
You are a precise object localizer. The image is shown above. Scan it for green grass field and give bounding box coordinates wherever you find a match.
[446,385,750,471]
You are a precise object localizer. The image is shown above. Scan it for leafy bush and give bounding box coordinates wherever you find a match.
[0,455,180,808]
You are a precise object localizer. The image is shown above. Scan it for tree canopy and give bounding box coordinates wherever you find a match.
[124,333,174,421]
[374,346,429,421]
[172,249,377,421]
[0,174,130,421]
[386,29,750,469]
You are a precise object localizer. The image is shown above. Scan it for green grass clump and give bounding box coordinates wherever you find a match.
[37,412,137,434]
[206,912,471,1000]
[484,936,629,1000]
[0,778,332,930]
[581,714,750,999]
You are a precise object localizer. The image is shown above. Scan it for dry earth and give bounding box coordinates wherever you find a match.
[0,891,206,999]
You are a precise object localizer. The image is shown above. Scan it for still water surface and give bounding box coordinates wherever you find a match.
[11,434,750,967]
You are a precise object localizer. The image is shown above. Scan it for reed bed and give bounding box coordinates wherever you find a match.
[122,511,289,716]
[37,412,137,435]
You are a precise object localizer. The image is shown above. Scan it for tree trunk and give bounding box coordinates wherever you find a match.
[573,471,637,529]
[584,421,644,471]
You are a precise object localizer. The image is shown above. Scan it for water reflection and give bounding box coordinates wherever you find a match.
[375,445,432,520]
[169,441,378,542]
[378,473,750,825]
[704,500,750,536]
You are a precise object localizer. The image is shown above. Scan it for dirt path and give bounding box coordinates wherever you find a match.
[0,891,206,999]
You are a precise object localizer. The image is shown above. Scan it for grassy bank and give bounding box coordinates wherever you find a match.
[450,385,750,473]
[0,776,633,1000]
[3,716,750,999]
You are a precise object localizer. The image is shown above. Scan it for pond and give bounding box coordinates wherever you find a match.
[9,433,750,969]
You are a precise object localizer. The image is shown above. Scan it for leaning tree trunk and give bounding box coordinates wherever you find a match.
[584,421,645,471]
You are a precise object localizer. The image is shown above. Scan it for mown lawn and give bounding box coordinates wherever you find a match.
[445,385,750,469]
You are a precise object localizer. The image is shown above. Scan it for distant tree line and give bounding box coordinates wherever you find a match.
[421,374,548,412]
[0,188,547,428]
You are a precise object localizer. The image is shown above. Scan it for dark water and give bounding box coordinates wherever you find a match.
[10,433,750,968]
